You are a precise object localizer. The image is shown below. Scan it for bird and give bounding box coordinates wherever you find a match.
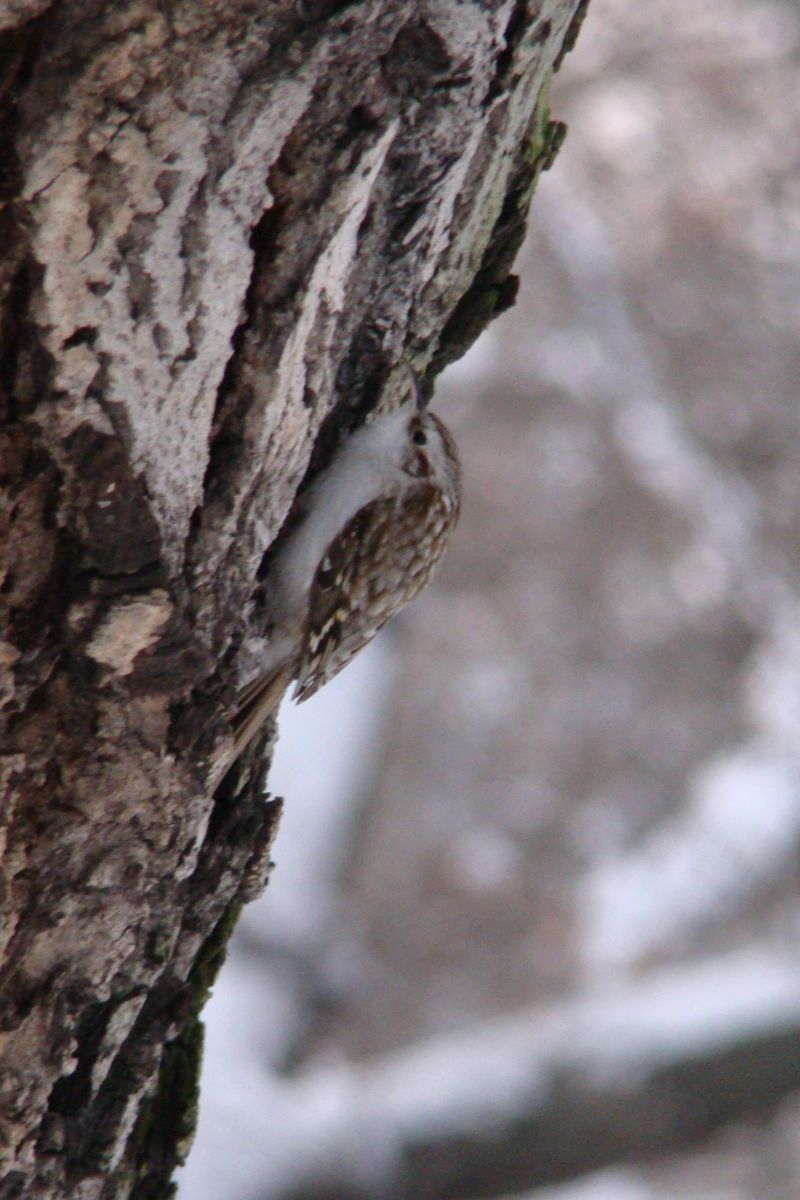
[215,387,462,777]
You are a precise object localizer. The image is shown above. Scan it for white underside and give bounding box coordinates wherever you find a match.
[263,405,413,658]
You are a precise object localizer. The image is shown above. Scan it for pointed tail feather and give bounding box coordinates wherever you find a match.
[210,664,293,788]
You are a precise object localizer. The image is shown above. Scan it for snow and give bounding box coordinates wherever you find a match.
[507,1169,652,1200]
[180,947,800,1200]
[581,748,800,972]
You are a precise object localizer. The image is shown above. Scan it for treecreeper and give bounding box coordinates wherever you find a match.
[213,380,462,780]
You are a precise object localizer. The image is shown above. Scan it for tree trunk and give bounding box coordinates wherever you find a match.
[0,1,588,1196]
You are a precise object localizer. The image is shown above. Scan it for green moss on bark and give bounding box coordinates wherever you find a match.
[431,79,568,378]
[124,1017,205,1200]
[554,0,591,71]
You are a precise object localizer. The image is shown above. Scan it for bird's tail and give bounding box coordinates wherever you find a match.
[210,664,293,789]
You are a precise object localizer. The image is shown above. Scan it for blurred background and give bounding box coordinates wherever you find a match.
[179,1,800,1196]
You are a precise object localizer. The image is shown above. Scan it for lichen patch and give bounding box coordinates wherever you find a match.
[86,590,173,675]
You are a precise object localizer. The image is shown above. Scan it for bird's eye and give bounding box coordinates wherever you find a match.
[412,429,427,446]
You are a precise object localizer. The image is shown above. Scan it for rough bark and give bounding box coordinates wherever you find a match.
[0,1,587,1196]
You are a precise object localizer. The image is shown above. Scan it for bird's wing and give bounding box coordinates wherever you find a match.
[296,485,442,701]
